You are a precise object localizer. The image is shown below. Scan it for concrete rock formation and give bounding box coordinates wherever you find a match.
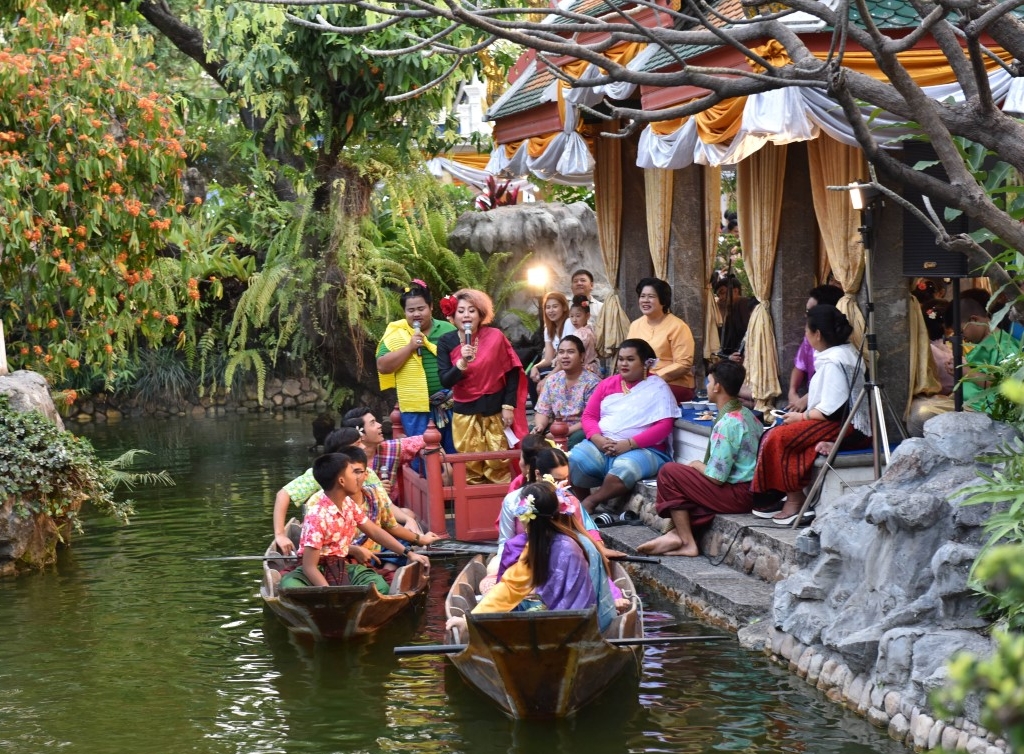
[448,202,609,296]
[773,411,1019,735]
[0,370,64,430]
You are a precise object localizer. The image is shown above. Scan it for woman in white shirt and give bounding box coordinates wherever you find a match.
[750,305,871,526]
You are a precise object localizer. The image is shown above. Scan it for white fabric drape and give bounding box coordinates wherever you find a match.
[425,157,535,193]
[636,68,1016,168]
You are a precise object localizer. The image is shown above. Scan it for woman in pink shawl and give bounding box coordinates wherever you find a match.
[569,338,679,512]
[437,289,528,484]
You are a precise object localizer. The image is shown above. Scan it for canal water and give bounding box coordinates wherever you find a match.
[0,414,907,754]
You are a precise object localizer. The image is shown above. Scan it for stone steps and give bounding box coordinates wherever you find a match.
[598,483,813,631]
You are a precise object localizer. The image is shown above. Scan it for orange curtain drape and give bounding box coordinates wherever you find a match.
[703,166,723,360]
[812,48,1015,87]
[594,121,631,356]
[807,134,868,349]
[738,144,788,410]
[645,168,674,279]
[449,152,491,170]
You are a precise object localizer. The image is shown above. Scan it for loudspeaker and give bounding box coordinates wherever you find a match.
[900,142,970,278]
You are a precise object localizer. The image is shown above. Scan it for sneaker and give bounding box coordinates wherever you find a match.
[751,499,786,519]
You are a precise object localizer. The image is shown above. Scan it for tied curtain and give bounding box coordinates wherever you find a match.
[593,123,631,356]
[645,168,674,279]
[807,135,867,349]
[738,143,788,411]
[906,296,942,417]
[703,166,723,359]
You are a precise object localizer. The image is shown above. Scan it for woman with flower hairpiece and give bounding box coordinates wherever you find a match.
[568,338,680,513]
[446,482,620,633]
[377,281,457,451]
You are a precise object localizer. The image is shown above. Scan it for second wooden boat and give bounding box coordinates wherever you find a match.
[443,555,644,719]
[260,519,428,641]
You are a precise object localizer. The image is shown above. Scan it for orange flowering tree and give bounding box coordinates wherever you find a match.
[0,2,214,393]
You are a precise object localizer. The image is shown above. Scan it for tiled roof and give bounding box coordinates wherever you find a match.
[550,0,634,24]
[487,64,556,120]
[639,0,925,73]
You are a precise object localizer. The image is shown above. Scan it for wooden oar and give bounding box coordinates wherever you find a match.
[394,634,732,656]
[198,548,482,562]
[609,554,661,564]
[198,554,298,562]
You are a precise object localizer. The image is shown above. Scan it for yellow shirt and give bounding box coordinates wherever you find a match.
[473,560,534,613]
[627,313,695,388]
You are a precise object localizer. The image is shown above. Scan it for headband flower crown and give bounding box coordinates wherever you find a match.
[403,278,429,294]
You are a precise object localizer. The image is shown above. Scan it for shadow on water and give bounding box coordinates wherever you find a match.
[0,414,909,754]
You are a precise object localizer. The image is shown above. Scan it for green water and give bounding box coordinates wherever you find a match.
[0,414,907,754]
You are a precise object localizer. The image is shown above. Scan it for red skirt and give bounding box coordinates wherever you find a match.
[655,462,753,528]
[752,420,869,496]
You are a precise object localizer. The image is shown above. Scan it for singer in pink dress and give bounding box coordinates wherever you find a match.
[377,281,457,451]
[437,289,528,484]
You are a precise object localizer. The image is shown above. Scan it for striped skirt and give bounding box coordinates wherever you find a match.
[752,419,869,497]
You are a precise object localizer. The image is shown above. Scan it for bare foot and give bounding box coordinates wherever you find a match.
[661,542,700,557]
[637,531,683,555]
[815,441,835,455]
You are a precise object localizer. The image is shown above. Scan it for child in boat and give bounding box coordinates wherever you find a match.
[448,482,620,633]
[280,452,430,591]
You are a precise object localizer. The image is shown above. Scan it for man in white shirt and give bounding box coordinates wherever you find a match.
[571,269,603,318]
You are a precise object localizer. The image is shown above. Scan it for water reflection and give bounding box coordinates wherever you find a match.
[0,415,907,754]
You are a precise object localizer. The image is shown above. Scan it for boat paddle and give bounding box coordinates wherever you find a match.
[394,634,732,656]
[609,555,661,564]
[197,548,489,562]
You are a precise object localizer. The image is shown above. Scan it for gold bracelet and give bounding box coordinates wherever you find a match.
[501,404,514,411]
[414,532,420,544]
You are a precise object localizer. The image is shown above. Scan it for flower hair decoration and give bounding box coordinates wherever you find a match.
[516,494,537,525]
[555,489,578,517]
[411,278,427,288]
[644,357,658,370]
[541,474,556,484]
[439,294,458,318]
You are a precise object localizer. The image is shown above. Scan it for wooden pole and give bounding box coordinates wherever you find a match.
[390,403,405,439]
[0,321,7,376]
[423,419,447,536]
[395,634,732,657]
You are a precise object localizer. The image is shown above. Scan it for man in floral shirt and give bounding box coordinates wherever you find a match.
[279,450,429,591]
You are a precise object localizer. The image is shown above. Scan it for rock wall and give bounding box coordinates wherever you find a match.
[0,370,71,576]
[62,376,330,423]
[761,412,1019,751]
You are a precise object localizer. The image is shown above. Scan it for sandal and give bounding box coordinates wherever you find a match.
[619,510,640,525]
[593,512,617,528]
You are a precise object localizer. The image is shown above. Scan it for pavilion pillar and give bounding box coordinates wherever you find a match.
[616,131,653,320]
[871,174,910,435]
[667,163,708,384]
[771,142,819,393]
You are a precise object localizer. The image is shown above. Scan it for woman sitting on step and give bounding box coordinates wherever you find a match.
[638,360,763,557]
[751,305,871,526]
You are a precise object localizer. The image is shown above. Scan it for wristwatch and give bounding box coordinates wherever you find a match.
[402,546,412,556]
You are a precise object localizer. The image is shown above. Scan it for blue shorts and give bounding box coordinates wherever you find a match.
[568,440,671,489]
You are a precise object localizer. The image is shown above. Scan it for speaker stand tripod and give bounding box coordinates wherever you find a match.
[790,202,907,527]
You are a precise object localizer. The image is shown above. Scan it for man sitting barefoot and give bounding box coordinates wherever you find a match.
[638,361,763,557]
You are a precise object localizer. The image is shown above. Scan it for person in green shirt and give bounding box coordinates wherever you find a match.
[376,280,456,453]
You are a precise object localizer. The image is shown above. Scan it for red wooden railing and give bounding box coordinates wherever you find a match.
[392,405,573,541]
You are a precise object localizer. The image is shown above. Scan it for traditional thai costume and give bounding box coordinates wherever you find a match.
[569,373,679,490]
[437,325,528,484]
[656,400,763,526]
[377,317,457,450]
[753,342,871,502]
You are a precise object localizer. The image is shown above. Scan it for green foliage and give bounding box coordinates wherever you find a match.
[961,437,1024,623]
[938,387,1024,748]
[0,2,201,383]
[0,395,131,528]
[966,351,1024,426]
[934,545,1024,751]
[536,180,595,210]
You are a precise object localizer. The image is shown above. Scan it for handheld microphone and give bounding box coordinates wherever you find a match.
[463,322,472,347]
[413,320,422,357]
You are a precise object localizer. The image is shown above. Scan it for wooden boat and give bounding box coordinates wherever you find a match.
[443,555,644,719]
[260,518,428,641]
